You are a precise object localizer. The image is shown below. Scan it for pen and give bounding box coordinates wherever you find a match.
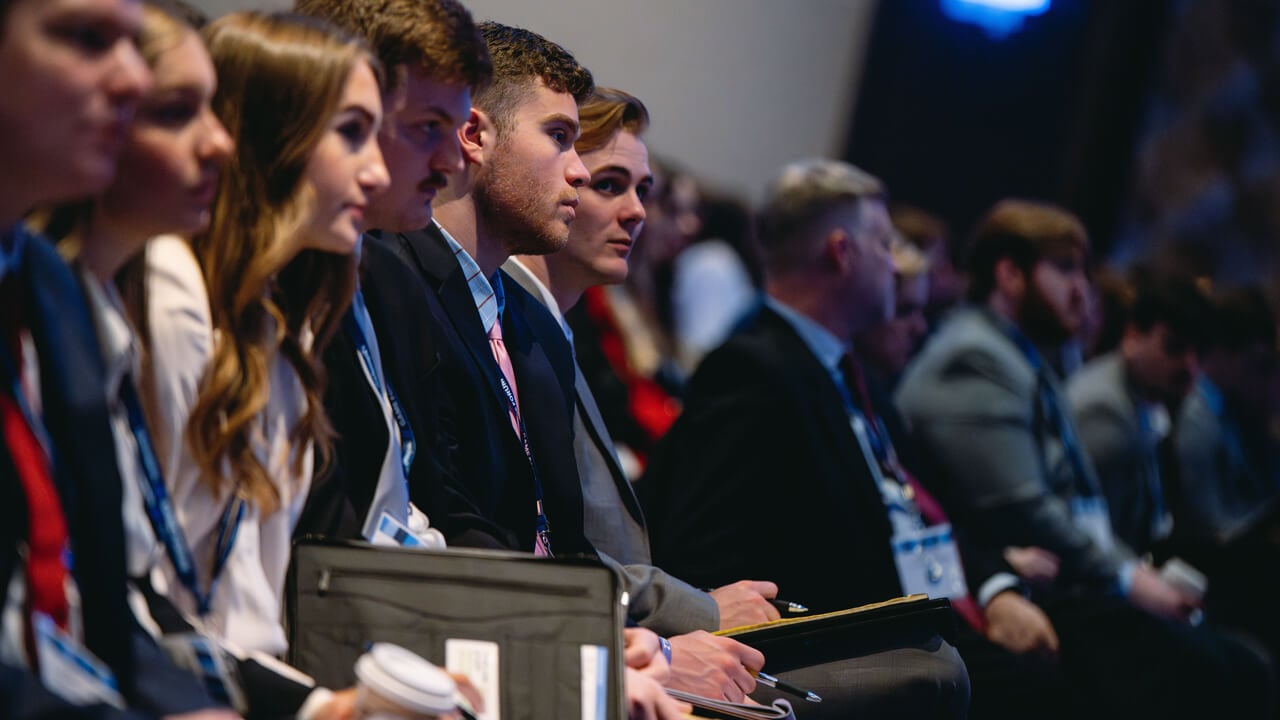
[768,598,809,614]
[755,671,822,703]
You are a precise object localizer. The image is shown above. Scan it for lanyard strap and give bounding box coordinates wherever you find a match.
[1003,324,1103,497]
[835,356,920,519]
[343,310,416,480]
[118,376,242,616]
[495,371,553,556]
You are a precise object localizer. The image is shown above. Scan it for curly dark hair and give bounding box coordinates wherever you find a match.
[473,21,593,136]
[295,0,490,95]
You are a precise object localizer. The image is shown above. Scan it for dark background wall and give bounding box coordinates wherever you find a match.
[847,0,1173,266]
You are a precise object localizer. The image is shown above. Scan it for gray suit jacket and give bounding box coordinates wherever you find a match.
[895,307,1135,596]
[1066,353,1168,554]
[502,260,718,634]
[1175,377,1278,544]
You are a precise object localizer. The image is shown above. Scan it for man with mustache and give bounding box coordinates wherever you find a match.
[294,0,491,547]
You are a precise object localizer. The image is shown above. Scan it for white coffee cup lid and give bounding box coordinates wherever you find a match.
[355,643,457,714]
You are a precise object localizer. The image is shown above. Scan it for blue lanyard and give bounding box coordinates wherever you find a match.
[343,310,416,480]
[118,375,242,617]
[1002,322,1102,497]
[1135,403,1168,532]
[495,365,553,556]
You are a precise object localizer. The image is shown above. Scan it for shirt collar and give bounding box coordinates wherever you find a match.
[765,295,847,375]
[1198,374,1226,418]
[79,265,138,402]
[436,219,502,333]
[503,257,572,342]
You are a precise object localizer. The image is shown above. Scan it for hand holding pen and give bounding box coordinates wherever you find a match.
[756,671,822,703]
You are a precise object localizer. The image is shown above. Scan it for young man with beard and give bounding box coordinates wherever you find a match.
[385,20,596,556]
[1066,275,1212,556]
[896,199,1273,719]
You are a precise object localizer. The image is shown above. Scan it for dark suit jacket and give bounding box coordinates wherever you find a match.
[298,238,453,541]
[639,303,903,613]
[377,225,593,556]
[1,228,211,718]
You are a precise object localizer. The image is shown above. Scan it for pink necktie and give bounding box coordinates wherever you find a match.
[487,320,551,556]
[487,320,522,439]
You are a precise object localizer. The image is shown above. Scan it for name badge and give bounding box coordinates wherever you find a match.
[157,632,247,713]
[891,523,968,599]
[1070,496,1114,552]
[33,612,124,709]
[372,511,446,550]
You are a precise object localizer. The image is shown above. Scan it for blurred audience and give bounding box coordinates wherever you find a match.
[897,199,1273,719]
[1067,274,1211,556]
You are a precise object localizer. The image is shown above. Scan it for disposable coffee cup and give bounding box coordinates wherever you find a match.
[1160,557,1208,602]
[354,643,457,720]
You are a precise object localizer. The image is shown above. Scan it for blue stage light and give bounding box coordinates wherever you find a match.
[940,0,1051,39]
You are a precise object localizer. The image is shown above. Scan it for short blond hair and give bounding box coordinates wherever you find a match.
[757,159,885,276]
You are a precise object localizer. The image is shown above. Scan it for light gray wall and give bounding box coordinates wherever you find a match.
[190,0,877,202]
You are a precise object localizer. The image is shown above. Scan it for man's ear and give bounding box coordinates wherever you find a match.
[994,257,1028,300]
[823,227,853,274]
[459,107,491,166]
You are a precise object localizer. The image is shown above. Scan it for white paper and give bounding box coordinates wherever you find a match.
[446,638,500,720]
[580,644,608,720]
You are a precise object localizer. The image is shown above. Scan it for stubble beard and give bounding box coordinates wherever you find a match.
[1019,281,1078,349]
[474,153,569,257]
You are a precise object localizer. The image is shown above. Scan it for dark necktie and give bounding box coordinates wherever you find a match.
[0,273,70,628]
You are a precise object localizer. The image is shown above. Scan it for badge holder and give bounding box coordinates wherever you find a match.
[33,611,125,709]
[156,631,249,713]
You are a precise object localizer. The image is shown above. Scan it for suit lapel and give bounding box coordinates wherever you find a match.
[574,365,644,526]
[400,226,517,416]
[756,307,884,520]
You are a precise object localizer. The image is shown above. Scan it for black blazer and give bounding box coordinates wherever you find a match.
[640,303,903,613]
[1,230,211,718]
[298,238,453,542]
[377,225,593,556]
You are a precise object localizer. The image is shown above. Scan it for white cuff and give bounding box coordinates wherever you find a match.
[976,572,1023,608]
[296,687,334,720]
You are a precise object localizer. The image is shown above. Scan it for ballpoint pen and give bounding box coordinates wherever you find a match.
[755,671,822,703]
[768,598,809,614]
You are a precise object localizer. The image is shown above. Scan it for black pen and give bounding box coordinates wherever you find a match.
[756,671,822,703]
[769,598,809,614]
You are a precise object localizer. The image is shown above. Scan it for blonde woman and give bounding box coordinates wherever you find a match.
[146,9,387,684]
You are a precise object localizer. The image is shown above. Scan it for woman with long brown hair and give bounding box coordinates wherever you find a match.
[145,10,388,668]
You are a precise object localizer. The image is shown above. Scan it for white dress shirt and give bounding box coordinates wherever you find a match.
[145,235,312,657]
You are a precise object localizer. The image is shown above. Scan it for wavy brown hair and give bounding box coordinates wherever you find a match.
[189,11,376,512]
[575,87,649,155]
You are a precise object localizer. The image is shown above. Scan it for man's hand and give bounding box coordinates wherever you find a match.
[711,580,780,630]
[983,591,1059,660]
[625,628,671,683]
[1128,564,1201,623]
[309,687,358,720]
[449,672,486,714]
[625,668,692,720]
[666,631,764,703]
[1003,546,1060,584]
